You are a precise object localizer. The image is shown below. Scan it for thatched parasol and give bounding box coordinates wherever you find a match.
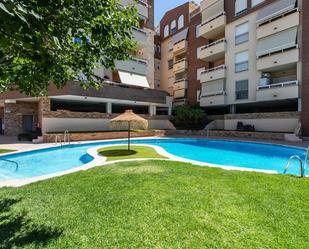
[110,110,148,150]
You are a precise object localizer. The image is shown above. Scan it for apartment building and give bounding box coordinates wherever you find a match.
[158,2,209,106]
[158,0,308,136]
[0,0,174,137]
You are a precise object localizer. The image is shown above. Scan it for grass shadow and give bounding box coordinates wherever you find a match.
[0,198,63,249]
[99,149,137,157]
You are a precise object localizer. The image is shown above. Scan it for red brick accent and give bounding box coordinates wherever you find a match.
[187,12,208,106]
[4,101,38,136]
[159,2,190,41]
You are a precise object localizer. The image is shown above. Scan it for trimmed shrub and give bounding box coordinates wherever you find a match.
[172,106,207,130]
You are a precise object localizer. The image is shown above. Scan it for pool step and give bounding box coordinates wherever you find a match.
[32,136,43,144]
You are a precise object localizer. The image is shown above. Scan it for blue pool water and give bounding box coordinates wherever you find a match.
[0,138,308,181]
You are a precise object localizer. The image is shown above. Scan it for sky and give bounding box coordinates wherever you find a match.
[154,0,201,25]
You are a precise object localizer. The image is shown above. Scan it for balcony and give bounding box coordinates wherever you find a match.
[257,48,299,71]
[173,59,188,74]
[116,58,147,75]
[200,12,226,39]
[257,11,299,40]
[199,39,226,62]
[173,40,188,55]
[200,65,226,83]
[132,27,148,46]
[200,0,221,12]
[200,91,226,107]
[256,81,299,101]
[119,0,148,20]
[173,79,188,91]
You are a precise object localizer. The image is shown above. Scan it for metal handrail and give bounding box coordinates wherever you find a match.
[257,80,298,90]
[283,155,304,177]
[0,158,19,171]
[64,130,70,145]
[201,64,226,75]
[55,135,62,146]
[201,38,226,51]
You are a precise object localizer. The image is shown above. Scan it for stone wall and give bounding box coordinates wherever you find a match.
[165,130,285,141]
[4,101,38,136]
[43,130,166,143]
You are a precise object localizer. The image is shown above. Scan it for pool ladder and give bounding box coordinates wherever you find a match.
[55,130,70,146]
[0,158,19,171]
[283,146,309,177]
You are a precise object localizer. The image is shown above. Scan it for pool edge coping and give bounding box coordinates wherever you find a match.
[0,142,282,188]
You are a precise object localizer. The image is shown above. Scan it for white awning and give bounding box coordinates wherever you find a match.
[118,71,150,88]
[257,0,297,23]
[256,27,298,57]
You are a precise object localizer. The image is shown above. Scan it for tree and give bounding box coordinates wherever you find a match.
[0,0,139,96]
[172,105,207,130]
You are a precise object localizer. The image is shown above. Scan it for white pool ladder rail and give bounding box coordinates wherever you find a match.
[63,130,70,145]
[0,158,19,171]
[283,155,304,177]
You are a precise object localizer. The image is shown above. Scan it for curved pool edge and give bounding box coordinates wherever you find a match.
[0,138,307,188]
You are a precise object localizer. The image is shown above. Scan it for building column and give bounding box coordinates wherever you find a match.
[168,106,172,116]
[230,105,236,114]
[107,102,112,114]
[149,105,157,116]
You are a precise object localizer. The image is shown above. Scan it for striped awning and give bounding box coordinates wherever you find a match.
[256,0,297,23]
[256,27,298,57]
[172,28,188,45]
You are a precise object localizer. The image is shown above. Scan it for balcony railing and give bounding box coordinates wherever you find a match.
[257,80,298,90]
[200,38,226,51]
[201,64,226,75]
[201,11,225,27]
[201,91,226,98]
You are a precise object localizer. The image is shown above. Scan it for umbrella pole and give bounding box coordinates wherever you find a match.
[128,122,131,151]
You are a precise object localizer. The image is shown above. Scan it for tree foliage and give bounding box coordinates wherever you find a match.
[0,0,139,96]
[172,105,207,130]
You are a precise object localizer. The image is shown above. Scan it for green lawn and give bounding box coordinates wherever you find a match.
[98,145,165,161]
[0,161,308,248]
[0,149,15,154]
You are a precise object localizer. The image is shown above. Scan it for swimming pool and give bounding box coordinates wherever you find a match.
[0,138,308,182]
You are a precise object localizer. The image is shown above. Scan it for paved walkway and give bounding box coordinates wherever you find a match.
[0,135,308,153]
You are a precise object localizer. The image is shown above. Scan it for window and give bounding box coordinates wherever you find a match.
[235,22,249,45]
[252,0,264,7]
[178,15,184,29]
[168,59,174,70]
[235,0,247,16]
[164,25,169,38]
[171,20,177,33]
[235,80,249,100]
[235,51,249,73]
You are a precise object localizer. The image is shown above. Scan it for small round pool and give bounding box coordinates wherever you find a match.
[0,138,307,181]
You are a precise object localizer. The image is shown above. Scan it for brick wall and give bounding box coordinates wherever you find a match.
[187,12,208,105]
[4,101,38,136]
